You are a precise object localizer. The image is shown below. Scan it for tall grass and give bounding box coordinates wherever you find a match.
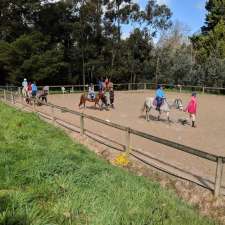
[0,102,216,225]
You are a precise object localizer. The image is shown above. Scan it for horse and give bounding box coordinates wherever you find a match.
[22,87,28,98]
[22,88,32,105]
[79,92,107,110]
[142,97,183,122]
[36,90,48,105]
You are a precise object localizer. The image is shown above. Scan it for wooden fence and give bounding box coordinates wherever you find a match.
[1,89,225,197]
[13,83,225,95]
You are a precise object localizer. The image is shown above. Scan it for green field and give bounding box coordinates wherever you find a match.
[0,102,216,225]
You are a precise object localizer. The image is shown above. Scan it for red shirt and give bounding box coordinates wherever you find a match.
[28,84,32,91]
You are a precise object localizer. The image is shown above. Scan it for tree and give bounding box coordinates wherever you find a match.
[0,0,41,42]
[0,32,69,84]
[155,21,192,84]
[191,0,225,86]
[202,0,225,33]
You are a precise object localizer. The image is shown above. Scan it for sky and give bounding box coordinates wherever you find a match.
[53,0,207,38]
[122,0,207,38]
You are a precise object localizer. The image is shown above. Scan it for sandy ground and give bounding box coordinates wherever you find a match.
[35,91,225,189]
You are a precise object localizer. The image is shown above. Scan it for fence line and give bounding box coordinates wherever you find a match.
[7,83,225,95]
[1,89,225,197]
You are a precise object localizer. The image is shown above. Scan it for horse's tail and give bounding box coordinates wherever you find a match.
[141,101,146,112]
[79,93,85,107]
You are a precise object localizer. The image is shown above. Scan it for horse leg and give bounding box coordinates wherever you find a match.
[148,108,152,121]
[146,107,150,121]
[166,111,171,122]
[95,101,99,109]
[157,111,161,121]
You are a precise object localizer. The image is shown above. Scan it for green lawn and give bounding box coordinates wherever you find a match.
[0,102,216,225]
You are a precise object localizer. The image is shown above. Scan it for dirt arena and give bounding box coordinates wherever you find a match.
[37,91,225,191]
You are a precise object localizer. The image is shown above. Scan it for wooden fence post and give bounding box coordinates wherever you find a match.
[128,83,131,90]
[80,113,84,135]
[51,106,56,124]
[11,91,14,104]
[18,87,21,95]
[214,157,223,197]
[125,128,131,154]
[33,99,36,112]
[3,90,6,101]
[179,85,182,93]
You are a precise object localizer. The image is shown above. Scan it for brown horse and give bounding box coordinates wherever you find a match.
[79,92,107,109]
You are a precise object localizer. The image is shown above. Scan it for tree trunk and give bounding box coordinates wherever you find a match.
[82,45,85,91]
[117,4,121,43]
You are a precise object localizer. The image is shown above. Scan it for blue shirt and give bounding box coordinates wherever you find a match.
[156,89,165,98]
[31,84,37,92]
[98,80,102,90]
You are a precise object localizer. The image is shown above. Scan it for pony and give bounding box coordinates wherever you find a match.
[79,92,107,110]
[22,87,29,103]
[36,90,48,105]
[142,97,183,122]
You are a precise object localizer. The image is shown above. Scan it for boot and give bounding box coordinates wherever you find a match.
[192,121,196,128]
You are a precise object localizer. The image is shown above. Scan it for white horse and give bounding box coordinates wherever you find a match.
[22,87,28,98]
[142,97,183,122]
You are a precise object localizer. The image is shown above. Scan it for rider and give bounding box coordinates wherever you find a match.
[88,83,95,100]
[22,78,28,87]
[155,84,165,111]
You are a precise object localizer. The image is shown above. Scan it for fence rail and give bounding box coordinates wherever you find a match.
[1,89,225,197]
[10,83,225,95]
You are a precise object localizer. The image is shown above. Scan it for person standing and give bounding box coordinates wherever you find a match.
[104,77,110,106]
[97,78,103,92]
[109,85,114,108]
[31,82,38,97]
[184,92,197,128]
[27,82,32,97]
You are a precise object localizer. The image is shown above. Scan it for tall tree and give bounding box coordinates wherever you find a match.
[0,0,42,42]
[202,0,225,33]
[191,0,225,86]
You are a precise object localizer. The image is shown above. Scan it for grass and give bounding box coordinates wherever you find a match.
[0,102,217,225]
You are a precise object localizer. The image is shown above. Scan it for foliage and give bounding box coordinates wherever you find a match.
[0,0,224,87]
[191,0,225,86]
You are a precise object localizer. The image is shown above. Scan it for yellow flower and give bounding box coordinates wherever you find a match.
[113,153,129,167]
